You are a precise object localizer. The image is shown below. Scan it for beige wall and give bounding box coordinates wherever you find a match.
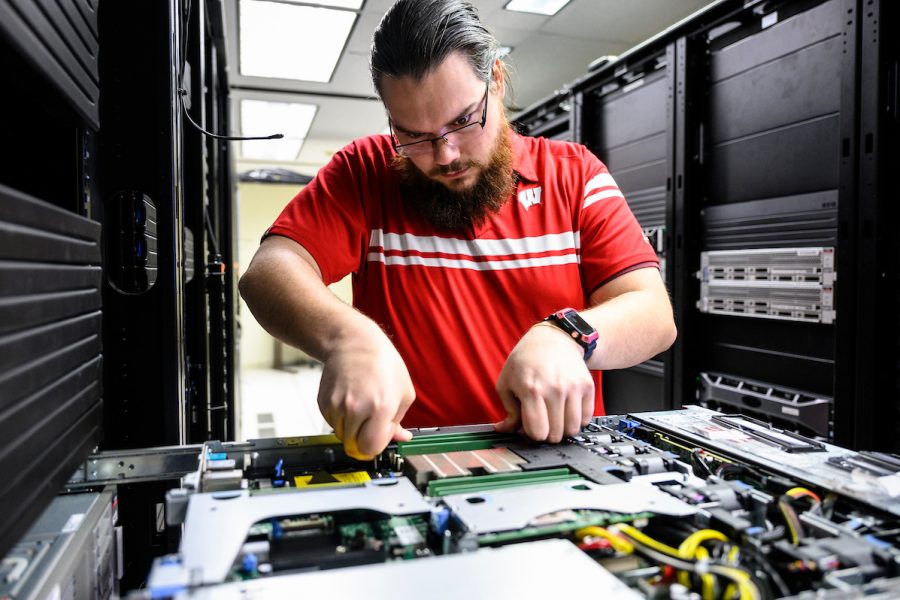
[236,182,352,370]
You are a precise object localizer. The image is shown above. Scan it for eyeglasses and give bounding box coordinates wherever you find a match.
[389,82,489,157]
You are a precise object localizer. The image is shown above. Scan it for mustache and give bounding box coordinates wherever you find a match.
[429,159,482,177]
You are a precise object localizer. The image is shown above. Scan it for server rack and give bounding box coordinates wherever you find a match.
[94,0,239,587]
[686,0,855,442]
[578,44,675,415]
[0,0,104,559]
[513,89,576,142]
[182,0,238,445]
[520,0,898,450]
[0,0,239,586]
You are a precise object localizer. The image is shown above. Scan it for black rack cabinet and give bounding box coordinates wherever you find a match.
[579,47,675,415]
[520,0,899,449]
[683,0,856,441]
[513,90,576,142]
[0,0,103,558]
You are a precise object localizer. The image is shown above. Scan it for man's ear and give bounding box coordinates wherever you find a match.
[492,58,505,100]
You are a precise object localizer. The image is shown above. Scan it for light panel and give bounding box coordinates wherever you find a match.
[240,99,317,162]
[239,0,357,82]
[503,0,571,16]
[277,0,362,7]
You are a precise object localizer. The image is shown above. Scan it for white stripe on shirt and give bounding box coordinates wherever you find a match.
[366,252,581,270]
[368,230,581,257]
[583,188,625,209]
[584,172,619,196]
[366,230,582,270]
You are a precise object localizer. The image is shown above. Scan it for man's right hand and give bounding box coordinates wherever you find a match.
[317,325,415,460]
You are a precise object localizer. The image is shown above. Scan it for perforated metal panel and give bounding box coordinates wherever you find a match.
[0,0,100,129]
[0,183,103,558]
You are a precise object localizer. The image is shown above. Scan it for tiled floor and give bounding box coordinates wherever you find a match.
[238,365,331,440]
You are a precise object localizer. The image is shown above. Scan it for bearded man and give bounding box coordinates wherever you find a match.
[239,0,676,460]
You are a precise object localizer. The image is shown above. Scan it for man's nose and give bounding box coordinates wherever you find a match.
[432,138,461,165]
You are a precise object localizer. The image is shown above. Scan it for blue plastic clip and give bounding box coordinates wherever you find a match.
[617,418,640,432]
[242,553,259,573]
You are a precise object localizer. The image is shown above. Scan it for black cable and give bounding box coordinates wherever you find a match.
[691,448,715,479]
[739,544,791,599]
[204,204,220,257]
[178,89,284,140]
[180,0,192,85]
[177,0,283,141]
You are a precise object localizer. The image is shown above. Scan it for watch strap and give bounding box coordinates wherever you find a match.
[543,308,599,360]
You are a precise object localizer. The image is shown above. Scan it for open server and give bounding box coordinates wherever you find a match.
[1,0,898,597]
[109,407,900,598]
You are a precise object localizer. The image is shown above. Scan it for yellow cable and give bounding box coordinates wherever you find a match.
[695,546,716,600]
[613,524,760,600]
[779,501,800,544]
[680,529,729,558]
[786,487,821,503]
[714,565,760,600]
[613,523,681,556]
[677,529,729,589]
[575,526,634,554]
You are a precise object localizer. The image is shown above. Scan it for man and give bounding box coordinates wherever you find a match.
[239,0,676,461]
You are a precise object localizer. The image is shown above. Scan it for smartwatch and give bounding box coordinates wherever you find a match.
[543,308,599,360]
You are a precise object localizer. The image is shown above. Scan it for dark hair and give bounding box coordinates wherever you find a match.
[370,0,504,97]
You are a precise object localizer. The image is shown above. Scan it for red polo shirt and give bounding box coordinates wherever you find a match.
[267,132,658,427]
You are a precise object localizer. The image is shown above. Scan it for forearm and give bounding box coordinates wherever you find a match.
[581,288,676,370]
[239,237,382,362]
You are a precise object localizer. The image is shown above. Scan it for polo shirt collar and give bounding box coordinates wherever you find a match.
[510,131,538,184]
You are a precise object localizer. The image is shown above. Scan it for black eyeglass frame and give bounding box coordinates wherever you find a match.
[388,81,490,154]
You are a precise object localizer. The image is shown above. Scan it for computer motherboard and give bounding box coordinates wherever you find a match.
[139,406,900,599]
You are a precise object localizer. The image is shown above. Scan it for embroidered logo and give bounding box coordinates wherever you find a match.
[518,186,542,210]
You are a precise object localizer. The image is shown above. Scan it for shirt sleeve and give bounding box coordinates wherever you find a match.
[265,142,369,286]
[577,148,660,295]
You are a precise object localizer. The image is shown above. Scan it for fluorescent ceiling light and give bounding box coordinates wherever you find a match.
[239,0,357,82]
[276,0,363,7]
[504,0,571,16]
[240,99,317,162]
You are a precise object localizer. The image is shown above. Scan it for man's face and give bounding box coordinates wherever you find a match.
[381,52,505,192]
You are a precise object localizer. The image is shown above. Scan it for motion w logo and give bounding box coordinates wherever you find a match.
[518,186,542,210]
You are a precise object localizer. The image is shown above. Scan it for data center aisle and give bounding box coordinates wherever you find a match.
[239,366,331,440]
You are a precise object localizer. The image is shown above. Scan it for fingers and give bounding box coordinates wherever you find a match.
[546,391,565,443]
[392,423,413,442]
[518,381,594,443]
[355,415,397,459]
[581,384,595,427]
[564,392,583,439]
[494,387,522,433]
[341,403,368,459]
[519,388,550,442]
[339,394,414,460]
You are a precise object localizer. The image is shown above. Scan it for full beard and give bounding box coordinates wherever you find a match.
[392,125,516,233]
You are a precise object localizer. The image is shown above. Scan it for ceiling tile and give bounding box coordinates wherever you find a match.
[541,0,713,41]
[506,32,630,109]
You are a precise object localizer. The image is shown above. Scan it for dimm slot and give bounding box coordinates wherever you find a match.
[397,431,521,456]
[427,468,578,497]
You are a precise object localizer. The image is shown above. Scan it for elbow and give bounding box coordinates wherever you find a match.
[660,318,677,353]
[237,270,250,302]
[238,268,258,311]
[651,306,677,355]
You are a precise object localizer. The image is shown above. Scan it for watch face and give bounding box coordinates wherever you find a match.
[566,311,592,334]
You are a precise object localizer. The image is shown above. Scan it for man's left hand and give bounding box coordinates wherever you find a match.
[494,323,594,443]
